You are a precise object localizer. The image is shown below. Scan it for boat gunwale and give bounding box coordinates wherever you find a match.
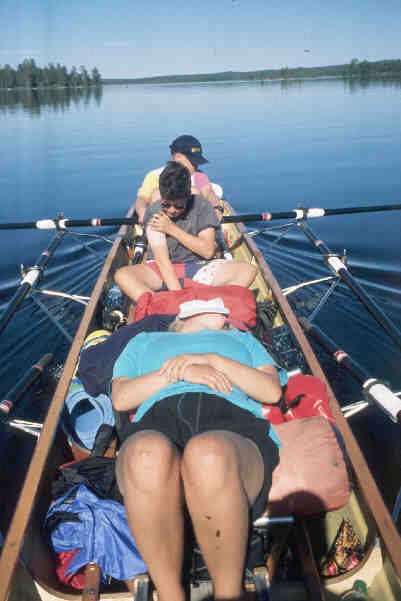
[0,205,136,601]
[227,202,401,582]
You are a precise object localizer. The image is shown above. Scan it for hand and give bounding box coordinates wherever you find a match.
[159,354,212,382]
[180,364,233,394]
[148,211,174,235]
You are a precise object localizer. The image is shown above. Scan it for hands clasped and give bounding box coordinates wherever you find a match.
[159,354,232,394]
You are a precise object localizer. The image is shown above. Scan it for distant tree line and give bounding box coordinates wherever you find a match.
[103,58,401,86]
[342,58,401,79]
[0,59,102,89]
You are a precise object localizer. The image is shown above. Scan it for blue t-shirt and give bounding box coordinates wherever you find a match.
[113,329,287,447]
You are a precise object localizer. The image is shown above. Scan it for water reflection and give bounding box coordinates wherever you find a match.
[344,77,401,93]
[0,85,103,116]
[278,76,401,95]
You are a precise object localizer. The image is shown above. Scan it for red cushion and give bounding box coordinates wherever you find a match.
[268,417,350,516]
[134,281,256,327]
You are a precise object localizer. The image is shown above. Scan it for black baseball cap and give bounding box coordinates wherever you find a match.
[169,135,208,166]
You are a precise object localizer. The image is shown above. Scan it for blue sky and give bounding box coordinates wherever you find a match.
[1,0,401,78]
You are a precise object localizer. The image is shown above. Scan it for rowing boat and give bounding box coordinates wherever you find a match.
[1,197,401,601]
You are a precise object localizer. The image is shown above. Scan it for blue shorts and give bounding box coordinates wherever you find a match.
[117,392,279,521]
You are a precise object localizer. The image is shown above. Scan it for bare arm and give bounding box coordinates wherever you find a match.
[200,184,224,220]
[112,359,232,412]
[135,194,150,224]
[147,227,182,290]
[209,356,282,404]
[148,211,216,259]
[159,353,282,404]
[135,170,160,224]
[112,371,170,412]
[200,183,220,208]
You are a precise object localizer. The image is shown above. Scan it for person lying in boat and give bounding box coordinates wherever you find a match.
[135,134,222,223]
[112,297,287,601]
[115,161,257,302]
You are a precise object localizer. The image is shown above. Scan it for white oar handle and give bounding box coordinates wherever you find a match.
[363,379,401,423]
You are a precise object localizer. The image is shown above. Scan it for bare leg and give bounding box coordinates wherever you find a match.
[115,264,163,301]
[116,431,185,601]
[181,431,265,601]
[212,261,258,288]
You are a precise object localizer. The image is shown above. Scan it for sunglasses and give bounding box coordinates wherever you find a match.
[161,200,187,210]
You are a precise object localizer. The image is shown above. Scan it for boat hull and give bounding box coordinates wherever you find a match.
[1,200,401,601]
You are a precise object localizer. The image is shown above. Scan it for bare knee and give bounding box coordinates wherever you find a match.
[213,261,258,288]
[118,431,179,495]
[115,264,160,301]
[243,262,258,286]
[115,265,135,290]
[181,433,238,494]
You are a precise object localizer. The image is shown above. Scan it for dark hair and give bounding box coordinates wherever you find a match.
[159,161,191,201]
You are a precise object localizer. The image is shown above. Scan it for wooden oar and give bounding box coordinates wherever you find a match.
[0,202,400,230]
[0,231,65,336]
[298,221,401,352]
[300,317,401,423]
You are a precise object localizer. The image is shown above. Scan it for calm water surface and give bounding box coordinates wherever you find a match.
[1,78,400,408]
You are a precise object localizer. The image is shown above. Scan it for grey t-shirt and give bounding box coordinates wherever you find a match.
[143,194,219,262]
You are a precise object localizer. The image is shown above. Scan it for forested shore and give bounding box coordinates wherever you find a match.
[103,58,401,85]
[3,57,400,90]
[0,59,101,89]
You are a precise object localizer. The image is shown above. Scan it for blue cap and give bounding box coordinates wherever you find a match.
[170,135,208,166]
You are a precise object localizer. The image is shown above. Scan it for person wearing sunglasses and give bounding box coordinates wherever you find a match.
[115,161,257,302]
[134,134,222,224]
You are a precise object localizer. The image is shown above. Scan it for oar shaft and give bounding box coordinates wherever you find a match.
[0,203,399,230]
[300,222,401,351]
[300,317,401,423]
[0,216,138,230]
[221,202,401,224]
[0,283,31,336]
[0,231,64,336]
[299,317,369,383]
[323,203,401,216]
[222,211,296,223]
[0,353,53,416]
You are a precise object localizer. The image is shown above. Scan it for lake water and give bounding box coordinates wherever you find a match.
[1,78,401,435]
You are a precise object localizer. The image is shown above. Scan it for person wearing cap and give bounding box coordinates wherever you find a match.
[112,297,287,601]
[115,161,257,301]
[135,134,222,223]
